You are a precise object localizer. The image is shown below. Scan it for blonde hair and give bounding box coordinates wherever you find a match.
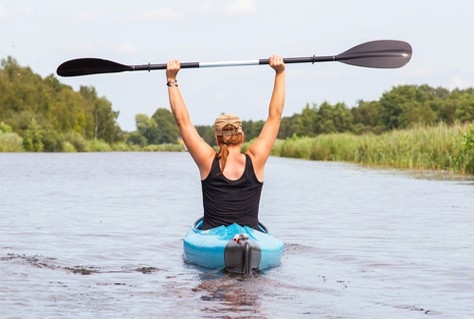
[215,124,244,172]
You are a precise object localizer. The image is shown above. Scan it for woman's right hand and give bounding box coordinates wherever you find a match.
[268,55,285,74]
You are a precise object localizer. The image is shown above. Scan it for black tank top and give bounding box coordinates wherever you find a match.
[201,154,263,230]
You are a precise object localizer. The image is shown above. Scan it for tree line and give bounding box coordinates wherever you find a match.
[1,56,473,151]
[0,57,122,151]
[135,85,474,146]
[279,84,474,137]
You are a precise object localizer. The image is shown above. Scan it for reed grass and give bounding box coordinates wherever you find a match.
[270,123,474,174]
[143,144,186,152]
[0,133,186,153]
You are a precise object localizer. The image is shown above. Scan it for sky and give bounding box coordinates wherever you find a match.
[1,0,473,131]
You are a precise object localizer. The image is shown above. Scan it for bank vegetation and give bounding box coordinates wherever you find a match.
[1,56,473,174]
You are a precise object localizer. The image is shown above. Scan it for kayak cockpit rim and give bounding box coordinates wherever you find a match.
[192,217,269,233]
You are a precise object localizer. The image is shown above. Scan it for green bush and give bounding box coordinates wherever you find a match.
[0,132,23,152]
[62,141,77,152]
[0,122,13,133]
[111,142,132,151]
[42,130,65,152]
[89,139,112,152]
[22,118,43,152]
[63,131,90,152]
[454,124,474,174]
[143,144,185,152]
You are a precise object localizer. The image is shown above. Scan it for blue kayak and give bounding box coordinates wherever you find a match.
[183,217,284,274]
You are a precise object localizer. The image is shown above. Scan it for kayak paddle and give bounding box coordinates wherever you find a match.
[56,40,412,77]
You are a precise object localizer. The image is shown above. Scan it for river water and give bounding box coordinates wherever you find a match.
[1,152,473,318]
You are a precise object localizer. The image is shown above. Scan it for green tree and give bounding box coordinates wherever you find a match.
[378,85,449,130]
[93,99,120,142]
[278,114,299,139]
[134,113,157,145]
[242,120,265,141]
[295,103,319,137]
[79,86,121,143]
[22,118,43,151]
[1,57,124,150]
[127,131,147,147]
[151,108,180,144]
[195,125,216,146]
[352,100,381,133]
[379,85,416,130]
[452,88,474,123]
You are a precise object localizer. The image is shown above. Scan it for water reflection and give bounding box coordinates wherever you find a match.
[1,253,162,275]
[195,271,266,319]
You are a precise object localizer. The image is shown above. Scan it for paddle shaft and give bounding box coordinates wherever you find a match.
[119,53,408,71]
[117,53,402,71]
[127,56,336,71]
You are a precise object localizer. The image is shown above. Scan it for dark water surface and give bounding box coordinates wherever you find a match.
[1,153,473,318]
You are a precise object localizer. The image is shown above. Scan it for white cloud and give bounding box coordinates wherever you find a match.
[71,12,101,20]
[448,76,473,90]
[18,4,34,17]
[116,43,139,54]
[196,3,213,15]
[0,5,7,18]
[225,0,257,16]
[401,68,429,78]
[141,7,181,20]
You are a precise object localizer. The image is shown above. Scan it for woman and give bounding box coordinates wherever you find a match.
[166,56,285,230]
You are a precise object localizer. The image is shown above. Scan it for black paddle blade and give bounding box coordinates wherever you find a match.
[336,40,412,68]
[56,58,134,77]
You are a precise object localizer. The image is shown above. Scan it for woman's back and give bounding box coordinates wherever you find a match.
[201,154,263,230]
